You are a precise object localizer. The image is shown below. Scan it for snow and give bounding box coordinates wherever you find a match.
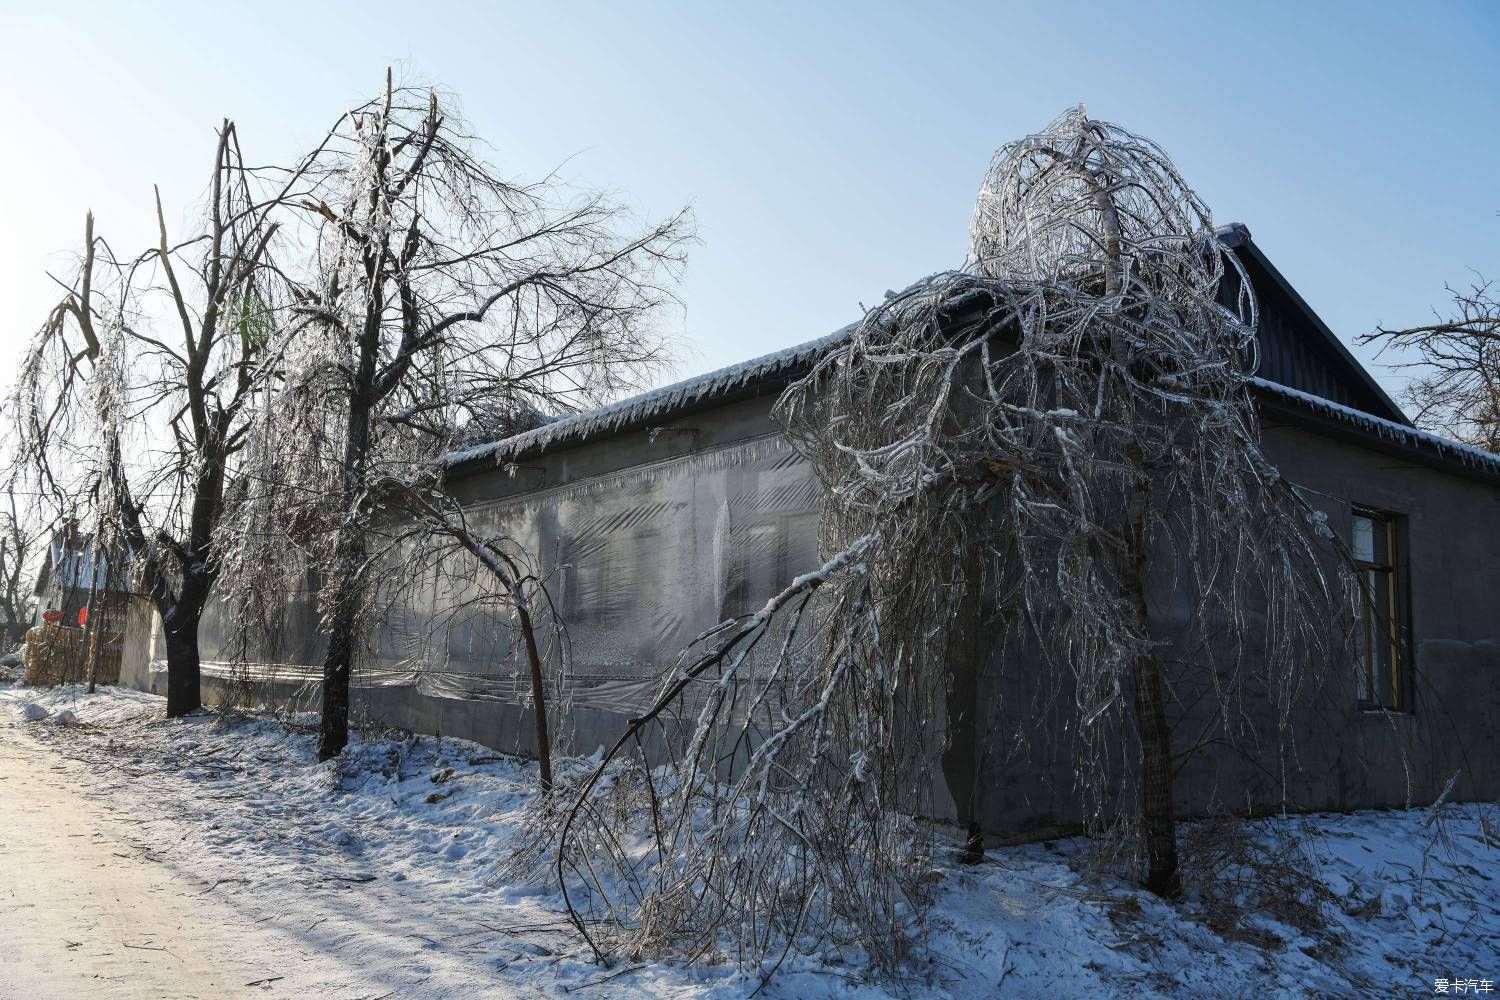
[2,680,1496,998]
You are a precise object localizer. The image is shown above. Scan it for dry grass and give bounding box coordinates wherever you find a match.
[1178,813,1334,944]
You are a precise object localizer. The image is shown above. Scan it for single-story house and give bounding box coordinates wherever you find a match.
[120,224,1500,837]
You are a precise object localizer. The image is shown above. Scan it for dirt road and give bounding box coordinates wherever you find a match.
[0,731,371,999]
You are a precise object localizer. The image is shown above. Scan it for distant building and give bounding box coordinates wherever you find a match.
[31,527,132,633]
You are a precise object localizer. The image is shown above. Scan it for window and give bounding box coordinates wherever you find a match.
[1352,508,1408,710]
[566,544,618,627]
[722,513,819,618]
[563,527,663,629]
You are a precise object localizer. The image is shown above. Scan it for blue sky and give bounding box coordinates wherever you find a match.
[1,1,1496,401]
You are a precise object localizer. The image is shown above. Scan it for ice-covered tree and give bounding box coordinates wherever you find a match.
[0,489,39,646]
[549,108,1356,975]
[10,125,305,715]
[227,73,692,760]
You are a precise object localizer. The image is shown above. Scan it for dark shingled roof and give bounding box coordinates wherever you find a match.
[443,229,1500,486]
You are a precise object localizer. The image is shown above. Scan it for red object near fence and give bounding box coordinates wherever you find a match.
[77,607,88,627]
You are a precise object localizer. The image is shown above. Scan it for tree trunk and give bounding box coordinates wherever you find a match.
[163,604,202,718]
[84,604,105,694]
[318,402,372,761]
[318,571,357,760]
[78,541,103,683]
[1122,473,1180,898]
[942,522,986,862]
[84,539,108,694]
[318,295,379,761]
[514,598,552,790]
[1101,180,1181,894]
[1130,649,1179,896]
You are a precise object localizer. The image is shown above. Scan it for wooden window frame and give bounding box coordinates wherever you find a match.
[1352,507,1410,712]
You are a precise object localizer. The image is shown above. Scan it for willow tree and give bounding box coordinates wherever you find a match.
[235,74,692,760]
[11,124,304,715]
[550,109,1353,973]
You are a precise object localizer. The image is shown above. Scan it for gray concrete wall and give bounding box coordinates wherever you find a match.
[957,413,1500,836]
[122,384,1500,836]
[1258,418,1499,807]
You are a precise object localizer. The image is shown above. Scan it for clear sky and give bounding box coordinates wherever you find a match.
[1,1,1496,402]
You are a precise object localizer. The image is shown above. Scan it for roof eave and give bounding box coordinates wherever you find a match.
[1253,379,1500,487]
[1233,235,1413,427]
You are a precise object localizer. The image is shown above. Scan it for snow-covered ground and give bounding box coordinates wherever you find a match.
[1,679,1495,998]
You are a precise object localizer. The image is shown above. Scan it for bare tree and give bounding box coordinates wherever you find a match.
[1360,278,1500,451]
[11,123,306,716]
[375,475,567,789]
[0,492,39,646]
[229,72,692,760]
[545,109,1357,975]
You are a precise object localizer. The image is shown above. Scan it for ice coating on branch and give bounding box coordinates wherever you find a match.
[970,107,1235,309]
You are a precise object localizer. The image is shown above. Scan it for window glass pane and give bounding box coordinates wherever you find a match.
[1358,568,1376,701]
[1352,507,1406,709]
[1371,568,1394,704]
[1356,611,1374,702]
[1352,513,1375,562]
[1358,565,1397,707]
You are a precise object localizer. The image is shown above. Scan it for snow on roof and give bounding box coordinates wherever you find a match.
[1252,377,1500,480]
[440,325,856,469]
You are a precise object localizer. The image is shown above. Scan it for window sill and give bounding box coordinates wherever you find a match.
[1356,706,1413,718]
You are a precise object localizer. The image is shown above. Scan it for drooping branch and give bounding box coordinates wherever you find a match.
[541,108,1360,977]
[376,476,559,790]
[9,119,308,716]
[213,73,693,760]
